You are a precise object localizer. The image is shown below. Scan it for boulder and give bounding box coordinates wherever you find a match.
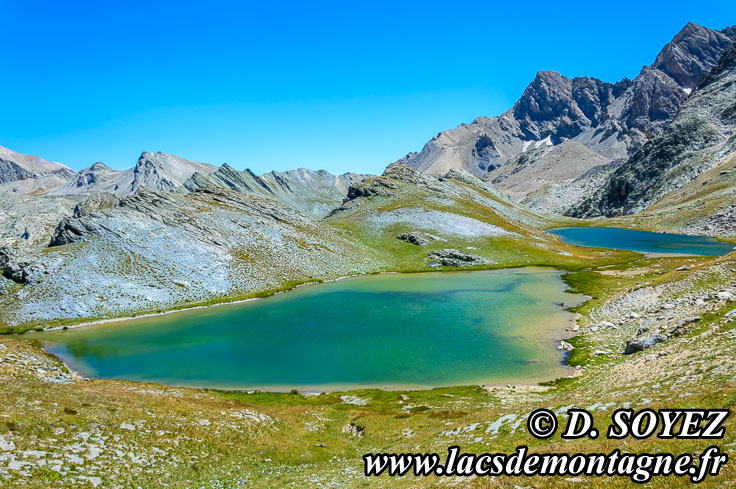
[396,231,444,246]
[624,334,667,355]
[341,422,365,438]
[717,291,735,302]
[558,341,574,351]
[428,249,488,267]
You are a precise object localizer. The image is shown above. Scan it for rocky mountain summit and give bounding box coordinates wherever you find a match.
[48,152,217,195]
[399,23,735,213]
[572,39,736,217]
[0,145,76,195]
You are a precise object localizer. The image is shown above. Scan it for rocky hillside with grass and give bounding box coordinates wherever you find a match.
[0,187,382,328]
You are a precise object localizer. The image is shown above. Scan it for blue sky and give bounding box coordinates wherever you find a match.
[3,1,735,174]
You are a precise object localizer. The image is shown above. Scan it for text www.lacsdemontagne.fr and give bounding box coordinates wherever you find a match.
[363,445,728,484]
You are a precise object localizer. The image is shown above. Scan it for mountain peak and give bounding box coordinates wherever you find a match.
[651,22,734,88]
[86,162,111,171]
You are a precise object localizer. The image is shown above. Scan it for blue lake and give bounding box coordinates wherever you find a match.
[40,269,582,390]
[548,227,734,256]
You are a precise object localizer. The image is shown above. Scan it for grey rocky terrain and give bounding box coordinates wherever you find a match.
[1,188,379,325]
[485,140,612,206]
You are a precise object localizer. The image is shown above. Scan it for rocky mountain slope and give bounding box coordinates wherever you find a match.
[185,164,367,218]
[571,39,736,219]
[0,145,76,195]
[48,151,217,195]
[399,23,734,212]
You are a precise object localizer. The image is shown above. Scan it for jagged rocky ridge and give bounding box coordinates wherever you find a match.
[571,39,736,217]
[184,164,367,218]
[399,23,735,211]
[48,152,218,195]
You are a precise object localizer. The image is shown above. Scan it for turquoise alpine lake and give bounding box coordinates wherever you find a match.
[39,269,582,390]
[548,226,735,256]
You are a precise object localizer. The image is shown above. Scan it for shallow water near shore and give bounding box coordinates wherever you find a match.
[40,268,582,390]
[549,226,734,256]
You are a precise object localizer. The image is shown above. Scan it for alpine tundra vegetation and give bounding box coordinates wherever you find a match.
[1,20,736,489]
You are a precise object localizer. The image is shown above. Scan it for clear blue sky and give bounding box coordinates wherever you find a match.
[3,1,735,174]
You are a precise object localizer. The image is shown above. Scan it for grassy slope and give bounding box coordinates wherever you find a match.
[325,172,638,272]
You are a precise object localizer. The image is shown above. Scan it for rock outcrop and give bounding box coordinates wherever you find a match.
[428,249,489,267]
[624,334,667,354]
[396,231,444,246]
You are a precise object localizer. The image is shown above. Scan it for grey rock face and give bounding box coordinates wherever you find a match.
[652,23,735,88]
[72,192,120,218]
[571,39,736,217]
[428,249,488,267]
[0,159,34,185]
[624,334,668,354]
[399,23,734,203]
[0,192,80,250]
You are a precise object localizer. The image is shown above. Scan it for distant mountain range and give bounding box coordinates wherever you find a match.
[0,146,369,219]
[1,22,735,228]
[47,152,218,196]
[0,145,76,195]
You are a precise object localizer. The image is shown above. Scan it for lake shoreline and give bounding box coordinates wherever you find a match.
[34,272,375,333]
[37,267,583,392]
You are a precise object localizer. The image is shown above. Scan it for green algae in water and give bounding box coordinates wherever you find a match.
[40,269,582,390]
